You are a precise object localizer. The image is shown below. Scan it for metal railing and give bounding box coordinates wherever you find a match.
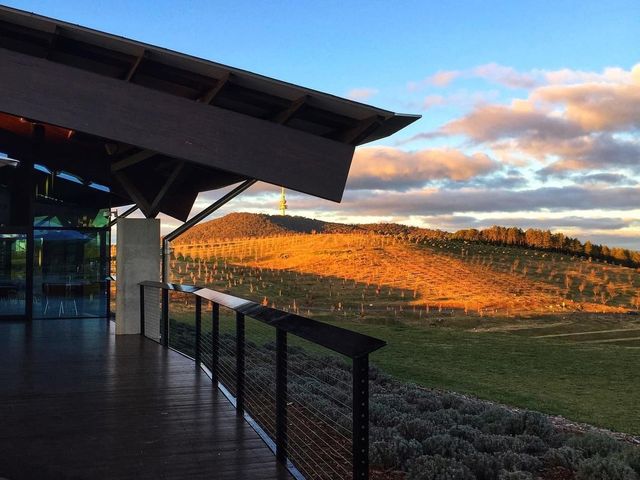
[139,280,386,480]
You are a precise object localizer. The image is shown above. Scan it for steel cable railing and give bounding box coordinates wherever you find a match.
[138,281,386,480]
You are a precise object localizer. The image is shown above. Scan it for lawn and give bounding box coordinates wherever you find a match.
[328,319,640,435]
[167,235,640,436]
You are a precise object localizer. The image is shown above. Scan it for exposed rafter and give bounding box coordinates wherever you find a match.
[148,161,185,217]
[112,171,151,217]
[199,72,230,104]
[271,95,307,125]
[124,48,146,82]
[336,115,383,145]
[45,25,60,60]
[110,149,157,172]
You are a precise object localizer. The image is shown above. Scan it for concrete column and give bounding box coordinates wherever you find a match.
[116,218,160,335]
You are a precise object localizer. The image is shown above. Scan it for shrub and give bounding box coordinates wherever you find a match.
[568,432,624,458]
[498,451,543,473]
[397,418,437,440]
[407,455,475,480]
[370,426,398,442]
[448,424,482,443]
[498,471,534,480]
[623,447,640,475]
[576,456,639,480]
[421,409,464,430]
[474,434,518,453]
[421,434,475,458]
[520,412,555,441]
[513,434,549,455]
[370,437,422,470]
[462,452,502,480]
[543,446,584,471]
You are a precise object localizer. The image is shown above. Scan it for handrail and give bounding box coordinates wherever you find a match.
[139,280,383,479]
[139,280,386,359]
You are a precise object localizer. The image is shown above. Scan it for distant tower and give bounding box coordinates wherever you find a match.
[279,187,287,216]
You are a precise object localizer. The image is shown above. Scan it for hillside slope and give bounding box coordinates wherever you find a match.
[174,212,445,244]
[173,233,630,314]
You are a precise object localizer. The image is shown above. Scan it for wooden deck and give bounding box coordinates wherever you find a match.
[0,318,291,480]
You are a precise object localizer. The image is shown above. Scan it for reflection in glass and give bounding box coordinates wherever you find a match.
[33,229,108,318]
[0,234,27,316]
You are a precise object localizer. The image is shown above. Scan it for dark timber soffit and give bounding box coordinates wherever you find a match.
[0,5,420,204]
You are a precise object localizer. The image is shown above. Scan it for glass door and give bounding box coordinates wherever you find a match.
[0,233,28,318]
[33,229,108,318]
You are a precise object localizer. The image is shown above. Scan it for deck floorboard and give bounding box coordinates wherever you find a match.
[0,318,291,480]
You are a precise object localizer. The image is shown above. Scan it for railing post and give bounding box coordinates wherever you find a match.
[212,302,219,385]
[139,284,145,337]
[161,288,169,348]
[195,296,202,369]
[275,329,288,463]
[235,311,245,415]
[353,355,369,480]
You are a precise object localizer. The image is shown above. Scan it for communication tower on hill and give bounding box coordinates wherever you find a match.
[279,187,287,216]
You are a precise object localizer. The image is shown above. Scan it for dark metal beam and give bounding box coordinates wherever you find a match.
[111,150,156,172]
[112,171,151,217]
[148,160,185,217]
[0,47,354,202]
[107,204,138,228]
[162,179,257,281]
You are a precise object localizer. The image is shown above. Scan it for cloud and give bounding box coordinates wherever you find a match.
[346,146,501,190]
[427,70,461,87]
[472,63,539,89]
[345,87,379,101]
[532,81,640,131]
[543,67,632,85]
[280,185,640,217]
[406,63,640,177]
[408,63,639,94]
[408,70,461,91]
[442,103,584,143]
[535,135,640,176]
[572,172,637,186]
[422,94,446,110]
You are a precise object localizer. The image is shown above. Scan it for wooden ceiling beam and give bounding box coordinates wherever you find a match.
[112,171,151,217]
[44,25,60,60]
[199,71,230,104]
[335,115,383,145]
[0,47,354,202]
[148,160,185,217]
[271,95,307,125]
[124,49,146,82]
[110,150,156,172]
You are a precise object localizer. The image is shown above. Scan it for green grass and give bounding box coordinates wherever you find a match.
[167,252,640,436]
[327,319,640,435]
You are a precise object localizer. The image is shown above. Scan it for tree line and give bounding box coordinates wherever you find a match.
[451,226,640,268]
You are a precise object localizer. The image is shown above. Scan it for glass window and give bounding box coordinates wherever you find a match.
[33,229,108,318]
[0,233,27,316]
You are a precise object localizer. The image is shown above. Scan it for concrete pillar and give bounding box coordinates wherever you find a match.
[116,218,160,335]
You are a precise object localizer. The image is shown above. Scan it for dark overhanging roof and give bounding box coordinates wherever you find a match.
[0,5,420,220]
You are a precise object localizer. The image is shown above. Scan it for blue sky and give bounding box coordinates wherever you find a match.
[5,1,640,248]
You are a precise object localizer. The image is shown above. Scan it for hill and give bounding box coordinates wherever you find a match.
[168,217,640,435]
[175,212,447,243]
[175,212,640,268]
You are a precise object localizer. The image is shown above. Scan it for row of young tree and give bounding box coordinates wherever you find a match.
[451,226,640,268]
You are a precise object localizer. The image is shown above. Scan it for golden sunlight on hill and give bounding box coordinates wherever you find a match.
[173,234,626,315]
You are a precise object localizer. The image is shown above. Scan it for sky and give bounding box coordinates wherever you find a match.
[6,0,640,248]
